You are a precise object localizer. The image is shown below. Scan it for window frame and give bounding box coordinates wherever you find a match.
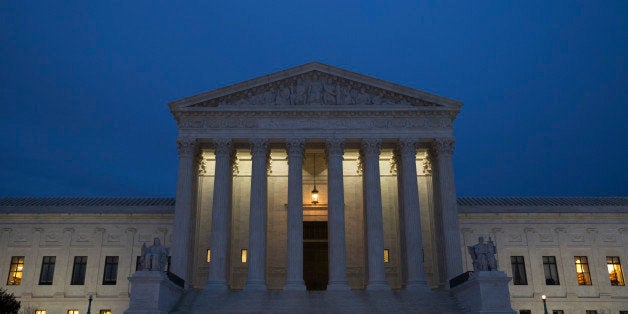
[574,256,592,285]
[606,256,625,286]
[102,256,119,285]
[71,256,88,285]
[542,256,560,285]
[510,256,528,285]
[6,256,25,285]
[39,256,56,285]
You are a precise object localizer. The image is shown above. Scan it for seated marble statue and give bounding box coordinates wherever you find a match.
[139,237,169,271]
[468,236,498,272]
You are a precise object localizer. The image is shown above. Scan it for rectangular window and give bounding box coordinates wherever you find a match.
[100,310,112,314]
[575,256,592,285]
[510,256,528,285]
[207,249,211,263]
[35,310,47,314]
[71,256,88,285]
[552,311,564,314]
[39,256,56,285]
[543,256,560,285]
[384,249,390,263]
[241,249,247,263]
[102,256,119,285]
[67,310,80,314]
[606,256,625,286]
[519,310,531,314]
[6,256,24,285]
[585,311,597,314]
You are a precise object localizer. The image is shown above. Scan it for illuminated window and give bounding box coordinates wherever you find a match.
[39,256,56,285]
[68,310,80,314]
[6,256,24,285]
[100,310,112,314]
[35,310,47,314]
[607,256,625,286]
[510,256,527,285]
[384,249,390,263]
[207,249,211,263]
[241,249,247,263]
[575,256,592,285]
[71,256,88,285]
[102,256,119,285]
[542,256,560,285]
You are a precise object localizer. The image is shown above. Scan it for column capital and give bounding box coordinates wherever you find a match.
[213,138,233,157]
[250,138,269,156]
[176,137,196,157]
[433,138,455,157]
[360,138,381,157]
[397,138,419,156]
[325,138,345,157]
[286,138,305,157]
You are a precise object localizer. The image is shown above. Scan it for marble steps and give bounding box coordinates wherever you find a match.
[176,289,464,313]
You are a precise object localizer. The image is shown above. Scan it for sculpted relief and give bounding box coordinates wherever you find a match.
[189,71,438,108]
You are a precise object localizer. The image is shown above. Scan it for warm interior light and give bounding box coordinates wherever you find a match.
[384,249,390,263]
[311,186,319,204]
[206,249,211,263]
[241,249,247,263]
[541,294,546,300]
[311,153,319,204]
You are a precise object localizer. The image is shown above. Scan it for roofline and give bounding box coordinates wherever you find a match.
[168,62,463,111]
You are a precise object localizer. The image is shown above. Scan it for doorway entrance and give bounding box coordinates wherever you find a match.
[303,221,328,290]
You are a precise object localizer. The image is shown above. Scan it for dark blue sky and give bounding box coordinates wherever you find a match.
[1,1,626,197]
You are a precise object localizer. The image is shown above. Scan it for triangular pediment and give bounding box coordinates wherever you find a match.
[169,62,462,111]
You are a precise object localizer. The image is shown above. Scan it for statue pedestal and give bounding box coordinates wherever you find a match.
[124,271,184,314]
[450,271,516,314]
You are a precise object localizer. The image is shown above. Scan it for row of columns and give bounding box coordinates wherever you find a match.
[171,137,461,291]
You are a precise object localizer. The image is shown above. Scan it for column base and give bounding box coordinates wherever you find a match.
[366,281,390,291]
[404,280,430,291]
[244,281,267,291]
[327,281,351,291]
[204,280,229,292]
[284,281,306,291]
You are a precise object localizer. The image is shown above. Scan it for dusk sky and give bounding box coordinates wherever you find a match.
[1,1,626,197]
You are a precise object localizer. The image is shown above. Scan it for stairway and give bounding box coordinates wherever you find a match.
[173,289,465,313]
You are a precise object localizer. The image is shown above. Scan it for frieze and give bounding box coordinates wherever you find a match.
[188,71,439,108]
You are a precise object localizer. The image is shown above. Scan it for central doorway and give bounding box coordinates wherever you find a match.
[303,221,328,290]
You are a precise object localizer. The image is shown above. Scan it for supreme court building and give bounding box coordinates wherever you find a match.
[1,63,627,313]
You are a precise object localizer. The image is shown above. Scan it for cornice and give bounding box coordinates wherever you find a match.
[168,63,462,111]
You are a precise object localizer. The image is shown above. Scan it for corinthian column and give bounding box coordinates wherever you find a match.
[326,138,350,291]
[245,139,269,291]
[206,138,233,290]
[397,139,428,289]
[361,138,390,290]
[284,138,306,290]
[171,137,196,286]
[431,138,463,284]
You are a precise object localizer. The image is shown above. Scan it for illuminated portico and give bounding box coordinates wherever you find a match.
[168,62,463,291]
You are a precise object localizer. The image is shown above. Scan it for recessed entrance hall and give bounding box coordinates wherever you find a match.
[303,221,329,290]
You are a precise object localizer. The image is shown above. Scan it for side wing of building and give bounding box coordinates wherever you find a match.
[0,198,174,314]
[458,197,628,314]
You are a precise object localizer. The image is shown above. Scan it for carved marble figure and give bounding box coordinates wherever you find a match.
[468,236,497,271]
[140,237,169,271]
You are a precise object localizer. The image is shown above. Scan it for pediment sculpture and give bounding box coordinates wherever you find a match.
[189,71,439,108]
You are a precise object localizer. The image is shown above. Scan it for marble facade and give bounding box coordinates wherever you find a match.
[1,63,627,313]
